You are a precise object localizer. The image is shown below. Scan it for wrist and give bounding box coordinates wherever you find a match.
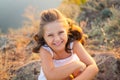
[80,62,86,72]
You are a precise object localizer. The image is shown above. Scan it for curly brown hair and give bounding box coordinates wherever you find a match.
[32,9,86,53]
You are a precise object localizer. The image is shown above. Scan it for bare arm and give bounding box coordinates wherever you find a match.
[39,47,82,80]
[74,64,98,80]
[73,41,99,80]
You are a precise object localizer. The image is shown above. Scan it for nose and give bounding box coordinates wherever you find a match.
[54,35,60,42]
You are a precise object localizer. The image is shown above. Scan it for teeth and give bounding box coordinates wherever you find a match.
[54,41,62,46]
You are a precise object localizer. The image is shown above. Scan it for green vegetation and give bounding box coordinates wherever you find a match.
[59,0,120,50]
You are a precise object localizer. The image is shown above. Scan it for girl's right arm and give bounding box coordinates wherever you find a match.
[39,47,82,80]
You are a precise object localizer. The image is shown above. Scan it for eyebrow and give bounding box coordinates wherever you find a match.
[45,32,53,35]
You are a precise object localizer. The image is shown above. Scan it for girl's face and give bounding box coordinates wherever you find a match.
[43,20,68,52]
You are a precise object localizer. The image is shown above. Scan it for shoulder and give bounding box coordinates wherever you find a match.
[72,41,84,53]
[73,41,82,47]
[40,44,51,52]
[39,47,49,55]
[39,46,53,56]
[72,41,96,65]
[39,46,48,53]
[38,47,54,64]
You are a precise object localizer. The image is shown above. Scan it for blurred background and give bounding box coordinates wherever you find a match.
[0,0,62,33]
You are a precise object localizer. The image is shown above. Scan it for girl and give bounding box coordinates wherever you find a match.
[33,9,99,80]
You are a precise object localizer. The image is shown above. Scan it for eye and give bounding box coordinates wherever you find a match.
[47,34,53,37]
[59,31,64,34]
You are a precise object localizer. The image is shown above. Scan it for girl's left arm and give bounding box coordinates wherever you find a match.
[73,41,99,80]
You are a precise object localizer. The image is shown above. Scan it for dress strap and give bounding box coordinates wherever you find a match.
[42,44,54,57]
[70,42,74,54]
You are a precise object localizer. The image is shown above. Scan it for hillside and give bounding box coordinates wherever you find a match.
[0,0,120,79]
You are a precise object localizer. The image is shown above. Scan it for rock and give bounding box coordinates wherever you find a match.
[0,36,16,53]
[13,60,41,80]
[12,53,120,80]
[92,53,120,80]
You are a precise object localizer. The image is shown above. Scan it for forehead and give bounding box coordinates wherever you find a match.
[44,20,68,33]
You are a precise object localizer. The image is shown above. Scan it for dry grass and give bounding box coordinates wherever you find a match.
[0,6,40,80]
[0,1,120,79]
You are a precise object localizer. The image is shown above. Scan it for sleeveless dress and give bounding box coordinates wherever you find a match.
[38,42,80,80]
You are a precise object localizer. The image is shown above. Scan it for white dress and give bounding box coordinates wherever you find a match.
[38,42,80,80]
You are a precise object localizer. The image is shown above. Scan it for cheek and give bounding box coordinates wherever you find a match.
[44,36,51,44]
[61,33,68,41]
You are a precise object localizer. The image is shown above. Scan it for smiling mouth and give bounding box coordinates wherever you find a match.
[54,41,63,46]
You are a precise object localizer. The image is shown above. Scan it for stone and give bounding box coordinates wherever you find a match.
[13,60,41,80]
[92,53,120,80]
[12,53,120,80]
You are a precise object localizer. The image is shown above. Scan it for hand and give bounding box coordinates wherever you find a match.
[73,61,86,77]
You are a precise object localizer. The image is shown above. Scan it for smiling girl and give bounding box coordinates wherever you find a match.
[33,9,99,80]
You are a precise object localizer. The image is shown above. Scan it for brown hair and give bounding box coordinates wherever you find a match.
[33,9,86,53]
